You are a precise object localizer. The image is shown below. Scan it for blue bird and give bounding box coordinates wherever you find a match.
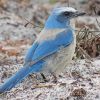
[0,7,85,93]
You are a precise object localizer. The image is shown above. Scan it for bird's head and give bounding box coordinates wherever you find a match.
[45,7,85,29]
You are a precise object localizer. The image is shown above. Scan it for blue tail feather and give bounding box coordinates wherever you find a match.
[0,61,44,93]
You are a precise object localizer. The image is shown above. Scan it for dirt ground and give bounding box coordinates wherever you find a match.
[0,0,100,100]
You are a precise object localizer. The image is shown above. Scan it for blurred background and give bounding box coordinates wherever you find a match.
[0,0,100,100]
[0,0,100,64]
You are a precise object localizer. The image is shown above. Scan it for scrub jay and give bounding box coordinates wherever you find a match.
[0,7,85,93]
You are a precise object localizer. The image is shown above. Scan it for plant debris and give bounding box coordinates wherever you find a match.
[71,88,86,97]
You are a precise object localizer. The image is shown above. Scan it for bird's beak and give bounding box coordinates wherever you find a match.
[73,11,86,17]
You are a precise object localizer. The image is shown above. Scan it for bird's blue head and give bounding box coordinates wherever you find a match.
[45,7,85,29]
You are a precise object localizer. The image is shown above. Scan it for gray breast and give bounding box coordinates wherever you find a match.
[40,29,76,74]
[41,38,76,74]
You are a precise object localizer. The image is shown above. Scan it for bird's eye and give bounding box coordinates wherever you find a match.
[63,12,70,16]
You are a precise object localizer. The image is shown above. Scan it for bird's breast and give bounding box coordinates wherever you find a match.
[42,32,76,74]
[37,28,76,74]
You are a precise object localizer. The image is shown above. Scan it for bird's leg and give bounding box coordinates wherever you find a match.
[51,72,57,83]
[29,74,40,85]
[40,73,49,82]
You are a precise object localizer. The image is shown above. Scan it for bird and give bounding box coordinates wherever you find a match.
[0,7,85,93]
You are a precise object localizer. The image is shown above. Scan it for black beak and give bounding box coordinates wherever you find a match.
[74,11,86,17]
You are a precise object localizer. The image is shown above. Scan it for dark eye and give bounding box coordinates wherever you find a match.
[63,12,70,16]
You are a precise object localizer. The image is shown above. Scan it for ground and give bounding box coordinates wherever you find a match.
[0,59,100,100]
[0,0,100,100]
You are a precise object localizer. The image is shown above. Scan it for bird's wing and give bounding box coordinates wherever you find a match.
[25,42,38,62]
[0,29,74,93]
[25,29,74,64]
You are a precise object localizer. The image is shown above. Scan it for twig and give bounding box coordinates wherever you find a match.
[95,17,100,28]
[32,84,56,89]
[76,26,93,61]
[76,43,93,61]
[19,15,34,27]
[18,15,100,33]
[76,26,89,42]
[32,82,66,89]
[19,15,43,28]
[35,93,42,99]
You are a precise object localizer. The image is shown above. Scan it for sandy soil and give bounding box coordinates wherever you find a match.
[0,0,100,100]
[0,59,100,100]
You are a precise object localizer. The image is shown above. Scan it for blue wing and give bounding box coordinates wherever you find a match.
[25,42,38,62]
[25,29,74,62]
[0,29,74,93]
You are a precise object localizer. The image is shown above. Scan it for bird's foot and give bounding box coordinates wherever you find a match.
[40,73,49,83]
[51,72,58,83]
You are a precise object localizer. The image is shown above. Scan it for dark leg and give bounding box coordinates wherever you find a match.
[40,73,49,82]
[51,72,57,83]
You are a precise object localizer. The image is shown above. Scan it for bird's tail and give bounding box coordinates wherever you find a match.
[0,61,43,93]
